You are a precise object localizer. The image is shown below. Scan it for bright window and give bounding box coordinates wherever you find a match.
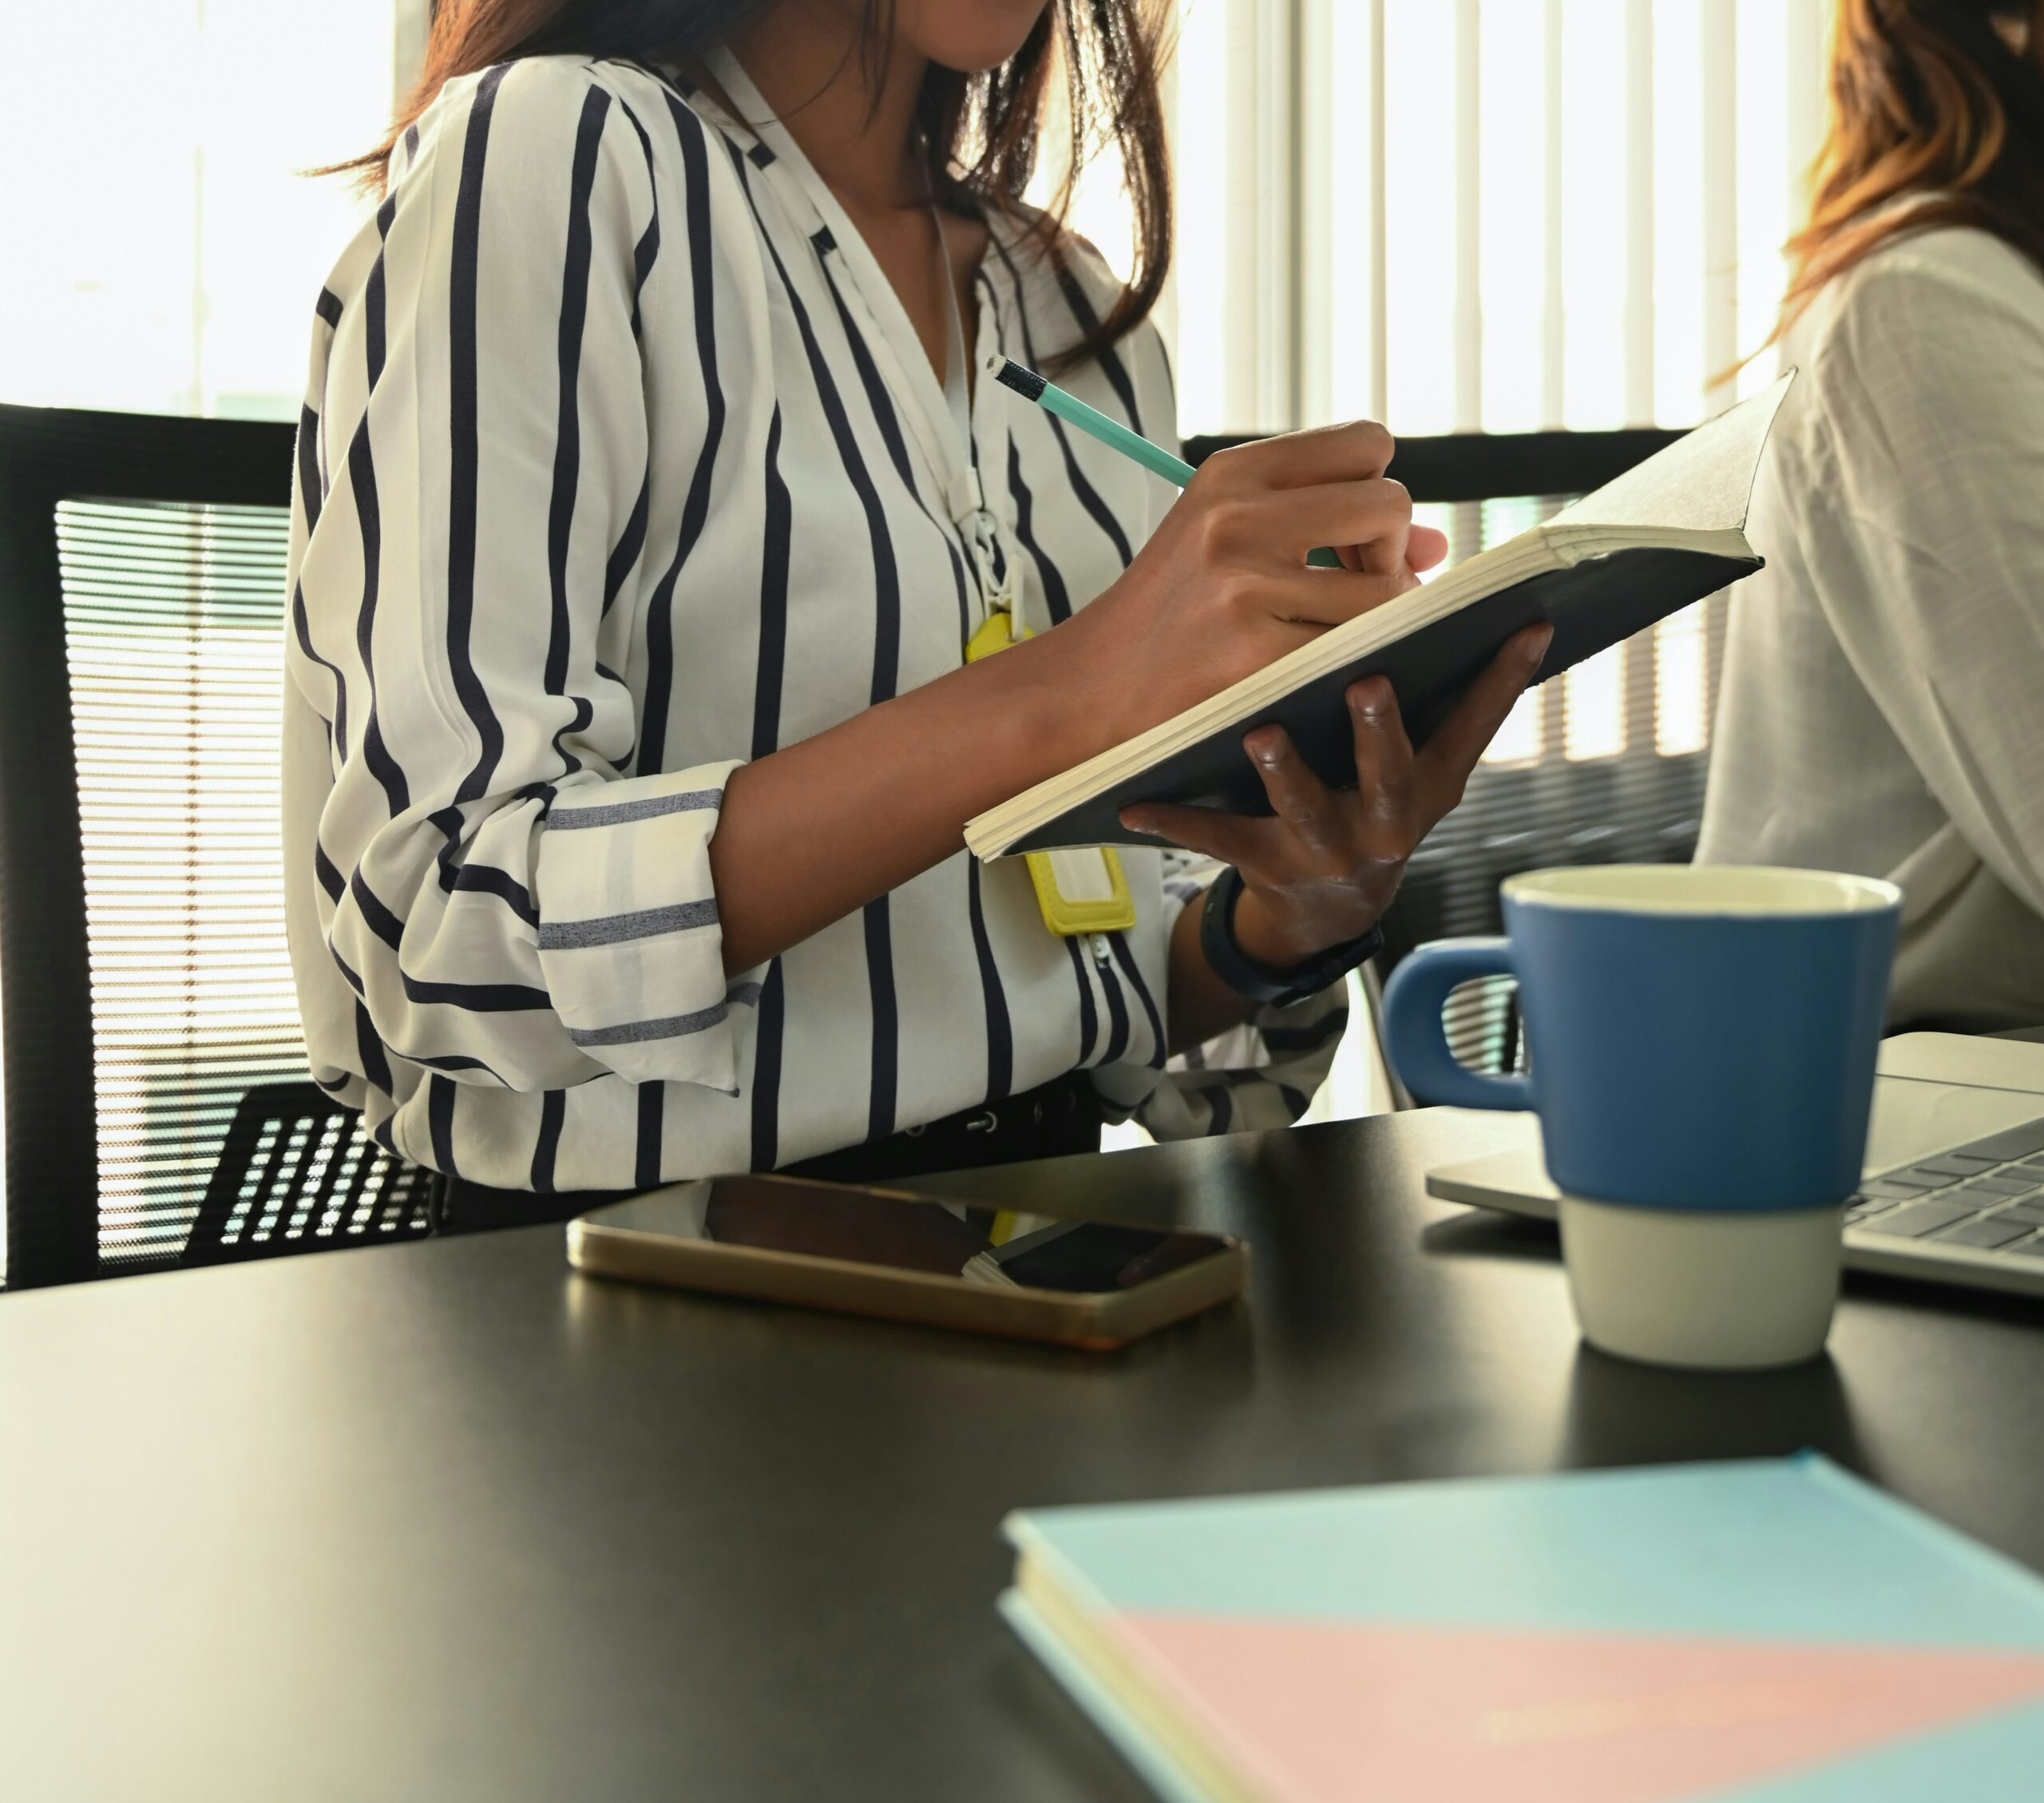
[0,2,403,419]
[1147,0,1829,439]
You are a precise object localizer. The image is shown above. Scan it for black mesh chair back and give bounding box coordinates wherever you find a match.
[182,1082,440,1267]
[1194,427,1718,1095]
[0,404,435,1288]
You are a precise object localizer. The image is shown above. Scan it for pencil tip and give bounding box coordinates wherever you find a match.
[991,359,1046,402]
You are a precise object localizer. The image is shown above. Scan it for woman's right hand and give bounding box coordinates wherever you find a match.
[1051,420,1449,752]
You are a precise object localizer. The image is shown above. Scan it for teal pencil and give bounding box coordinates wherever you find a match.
[986,355,1344,569]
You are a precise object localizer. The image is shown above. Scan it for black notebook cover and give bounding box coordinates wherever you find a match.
[1006,544,1758,854]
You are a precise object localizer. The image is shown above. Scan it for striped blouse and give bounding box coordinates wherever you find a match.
[283,50,1348,1193]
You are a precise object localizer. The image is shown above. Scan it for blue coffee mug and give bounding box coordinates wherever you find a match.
[1380,866,1902,1212]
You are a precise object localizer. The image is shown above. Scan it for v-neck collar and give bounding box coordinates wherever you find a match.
[700,42,1005,530]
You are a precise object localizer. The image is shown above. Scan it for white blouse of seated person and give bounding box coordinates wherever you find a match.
[1699,0,2044,1030]
[283,0,1547,1199]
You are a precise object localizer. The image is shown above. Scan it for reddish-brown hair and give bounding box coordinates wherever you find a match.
[335,0,1174,368]
[1774,0,2044,340]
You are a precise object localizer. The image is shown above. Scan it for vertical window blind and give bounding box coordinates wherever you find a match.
[1166,0,1828,438]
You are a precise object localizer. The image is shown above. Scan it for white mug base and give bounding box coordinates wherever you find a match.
[1559,1195,1843,1372]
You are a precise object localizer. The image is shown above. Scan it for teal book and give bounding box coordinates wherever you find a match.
[1000,1456,2044,1803]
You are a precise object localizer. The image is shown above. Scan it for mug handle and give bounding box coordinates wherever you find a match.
[1380,938,1534,1112]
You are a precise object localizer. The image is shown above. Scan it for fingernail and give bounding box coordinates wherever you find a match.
[1349,678,1388,716]
[1525,624,1555,664]
[1119,811,1159,836]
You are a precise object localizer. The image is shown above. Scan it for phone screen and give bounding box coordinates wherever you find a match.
[592,1175,1231,1295]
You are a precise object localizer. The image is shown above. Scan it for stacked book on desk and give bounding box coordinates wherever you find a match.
[1000,1455,2044,1802]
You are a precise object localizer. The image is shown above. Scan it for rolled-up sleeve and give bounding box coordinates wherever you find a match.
[533,765,746,1084]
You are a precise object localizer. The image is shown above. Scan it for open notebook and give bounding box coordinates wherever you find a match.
[968,373,1792,859]
[1001,1455,2044,1803]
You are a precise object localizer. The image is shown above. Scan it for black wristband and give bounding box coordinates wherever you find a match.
[1198,866,1384,1008]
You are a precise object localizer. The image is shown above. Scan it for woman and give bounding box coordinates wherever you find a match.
[1699,0,2044,1030]
[286,0,1544,1217]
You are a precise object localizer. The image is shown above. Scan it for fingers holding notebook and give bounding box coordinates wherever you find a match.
[1119,628,1550,969]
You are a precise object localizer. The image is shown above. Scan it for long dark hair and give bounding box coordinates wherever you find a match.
[336,0,1172,367]
[1774,0,2044,340]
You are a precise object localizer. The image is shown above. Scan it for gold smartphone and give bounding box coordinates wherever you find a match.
[565,1173,1246,1350]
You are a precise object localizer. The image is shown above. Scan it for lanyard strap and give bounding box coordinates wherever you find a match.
[933,200,972,447]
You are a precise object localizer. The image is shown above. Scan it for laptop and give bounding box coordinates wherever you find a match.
[1425,1032,2044,1300]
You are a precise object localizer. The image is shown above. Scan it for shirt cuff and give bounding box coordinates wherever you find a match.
[533,760,746,1088]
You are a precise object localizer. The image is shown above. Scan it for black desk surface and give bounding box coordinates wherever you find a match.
[5,1108,2042,1802]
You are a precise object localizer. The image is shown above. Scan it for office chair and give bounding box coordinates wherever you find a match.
[0,404,437,1288]
[1194,427,1709,1102]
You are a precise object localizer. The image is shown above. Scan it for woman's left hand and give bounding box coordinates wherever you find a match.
[1121,623,1553,969]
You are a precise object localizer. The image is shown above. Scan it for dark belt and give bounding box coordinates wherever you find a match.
[786,1071,1102,1184]
[436,1072,1103,1235]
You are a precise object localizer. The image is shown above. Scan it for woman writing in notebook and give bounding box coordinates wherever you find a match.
[1699,0,2044,1029]
[287,0,1547,1214]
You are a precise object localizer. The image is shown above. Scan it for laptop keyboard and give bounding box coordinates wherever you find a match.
[1845,1116,2044,1260]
